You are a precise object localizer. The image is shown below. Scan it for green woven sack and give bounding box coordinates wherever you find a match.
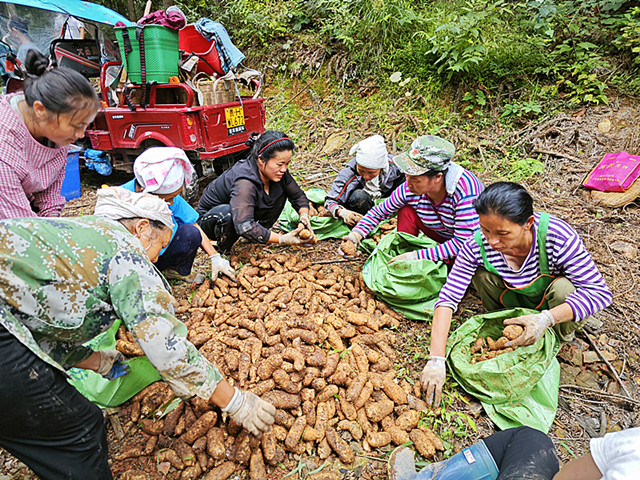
[279,188,395,244]
[446,308,561,433]
[361,231,447,320]
[68,319,161,408]
[279,189,351,240]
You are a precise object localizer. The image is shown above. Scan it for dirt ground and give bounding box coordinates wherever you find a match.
[1,96,639,480]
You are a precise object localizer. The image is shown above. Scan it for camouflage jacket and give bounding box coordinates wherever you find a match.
[0,216,222,400]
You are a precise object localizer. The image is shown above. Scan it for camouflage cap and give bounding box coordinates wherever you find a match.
[394,135,456,176]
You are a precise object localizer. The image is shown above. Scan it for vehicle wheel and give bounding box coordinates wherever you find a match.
[184,151,200,206]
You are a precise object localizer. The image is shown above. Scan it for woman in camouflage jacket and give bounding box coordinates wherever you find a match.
[0,187,275,480]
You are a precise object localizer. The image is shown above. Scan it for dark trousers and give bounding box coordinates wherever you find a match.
[346,189,376,215]
[0,325,112,480]
[485,426,559,480]
[345,178,404,215]
[155,223,203,275]
[197,204,238,254]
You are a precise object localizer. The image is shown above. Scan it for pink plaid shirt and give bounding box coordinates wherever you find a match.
[0,94,68,219]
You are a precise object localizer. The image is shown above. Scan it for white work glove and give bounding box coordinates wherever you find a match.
[95,350,129,381]
[299,213,315,237]
[389,250,419,264]
[210,253,236,281]
[339,231,363,256]
[338,208,363,227]
[420,356,446,407]
[504,310,555,347]
[223,387,276,436]
[278,225,307,245]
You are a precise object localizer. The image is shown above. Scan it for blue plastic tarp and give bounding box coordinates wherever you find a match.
[3,0,132,26]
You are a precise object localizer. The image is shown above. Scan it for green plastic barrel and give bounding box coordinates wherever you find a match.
[115,25,179,83]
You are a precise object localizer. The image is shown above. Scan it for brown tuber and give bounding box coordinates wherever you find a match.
[113,250,426,479]
[340,239,357,256]
[503,325,524,341]
[325,427,355,464]
[298,228,315,241]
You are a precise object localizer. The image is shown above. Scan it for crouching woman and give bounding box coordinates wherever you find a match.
[421,182,612,406]
[197,131,315,252]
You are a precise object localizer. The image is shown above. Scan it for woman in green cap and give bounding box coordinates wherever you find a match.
[341,135,484,264]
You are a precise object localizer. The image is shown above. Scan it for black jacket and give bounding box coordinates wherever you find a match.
[197,159,309,242]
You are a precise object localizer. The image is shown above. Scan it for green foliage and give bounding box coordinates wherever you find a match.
[423,1,511,79]
[506,157,546,182]
[501,101,543,118]
[462,89,487,113]
[169,0,638,113]
[616,7,640,65]
[420,387,478,458]
[306,0,428,62]
[178,0,308,43]
[523,0,634,105]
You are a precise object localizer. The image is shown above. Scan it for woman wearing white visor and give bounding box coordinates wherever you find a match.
[325,135,405,226]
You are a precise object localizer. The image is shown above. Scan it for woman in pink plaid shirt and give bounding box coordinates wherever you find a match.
[0,50,99,219]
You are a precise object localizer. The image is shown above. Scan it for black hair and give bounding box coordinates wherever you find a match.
[423,167,448,179]
[245,130,295,164]
[23,50,99,116]
[473,182,534,226]
[119,217,169,235]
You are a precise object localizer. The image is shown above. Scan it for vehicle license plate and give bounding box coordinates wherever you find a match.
[225,106,246,135]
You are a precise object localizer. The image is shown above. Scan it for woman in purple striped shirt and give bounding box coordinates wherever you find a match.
[421,182,612,406]
[342,135,484,263]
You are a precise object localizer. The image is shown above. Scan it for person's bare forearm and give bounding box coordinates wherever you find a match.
[549,303,574,324]
[208,379,235,408]
[553,453,601,480]
[73,351,100,371]
[195,223,217,257]
[429,307,454,357]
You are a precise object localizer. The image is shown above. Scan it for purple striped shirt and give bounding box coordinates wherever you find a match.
[436,213,613,320]
[0,94,68,219]
[352,166,484,261]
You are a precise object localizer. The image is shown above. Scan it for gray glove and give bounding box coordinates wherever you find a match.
[339,231,363,256]
[504,310,555,347]
[420,356,446,407]
[223,387,276,436]
[95,350,129,381]
[389,250,419,264]
[338,208,363,227]
[299,213,315,237]
[278,226,306,245]
[210,253,236,281]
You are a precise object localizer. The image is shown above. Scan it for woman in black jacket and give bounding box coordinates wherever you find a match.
[197,131,314,252]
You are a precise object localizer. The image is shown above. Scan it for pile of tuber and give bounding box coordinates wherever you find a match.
[112,250,444,479]
[470,325,524,364]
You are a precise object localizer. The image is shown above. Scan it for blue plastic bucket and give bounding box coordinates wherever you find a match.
[61,147,82,201]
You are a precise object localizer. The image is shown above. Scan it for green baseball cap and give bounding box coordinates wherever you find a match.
[394,135,456,175]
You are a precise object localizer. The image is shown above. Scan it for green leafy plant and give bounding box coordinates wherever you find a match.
[616,6,640,65]
[506,157,545,182]
[501,100,544,118]
[421,386,478,457]
[462,89,487,113]
[424,2,507,79]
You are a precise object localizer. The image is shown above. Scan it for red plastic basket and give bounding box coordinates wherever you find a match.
[178,24,224,77]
